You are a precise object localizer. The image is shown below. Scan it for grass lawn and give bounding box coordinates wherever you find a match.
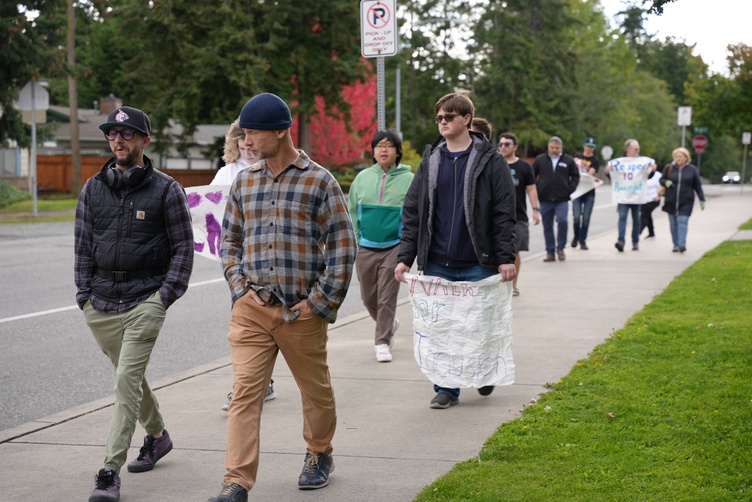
[0,197,77,223]
[415,237,752,501]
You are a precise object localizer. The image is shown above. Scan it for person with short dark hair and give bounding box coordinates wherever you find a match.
[394,92,516,409]
[76,106,194,502]
[348,129,414,362]
[498,132,539,296]
[532,136,579,262]
[209,93,357,502]
[470,117,492,141]
[572,137,601,250]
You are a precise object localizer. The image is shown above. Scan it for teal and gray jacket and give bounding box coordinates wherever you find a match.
[348,163,414,248]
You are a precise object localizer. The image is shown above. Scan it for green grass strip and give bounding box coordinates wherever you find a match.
[416,240,752,502]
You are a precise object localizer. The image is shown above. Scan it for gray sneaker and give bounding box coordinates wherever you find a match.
[89,468,120,502]
[224,381,276,412]
[127,429,173,473]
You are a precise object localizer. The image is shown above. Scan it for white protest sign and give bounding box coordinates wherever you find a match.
[571,157,604,200]
[186,185,230,262]
[405,273,515,389]
[607,156,655,205]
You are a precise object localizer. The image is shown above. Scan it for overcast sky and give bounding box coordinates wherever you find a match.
[599,0,751,75]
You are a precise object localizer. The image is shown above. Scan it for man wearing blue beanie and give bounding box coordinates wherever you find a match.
[209,93,357,502]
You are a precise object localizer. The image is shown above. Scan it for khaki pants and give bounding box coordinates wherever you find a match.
[355,246,400,345]
[224,293,335,491]
[83,292,166,472]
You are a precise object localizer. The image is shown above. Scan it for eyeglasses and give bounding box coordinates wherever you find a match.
[434,114,459,124]
[498,141,514,148]
[104,129,136,141]
[375,143,396,150]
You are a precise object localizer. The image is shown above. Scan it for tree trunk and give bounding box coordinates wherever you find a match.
[68,0,82,194]
[298,111,311,154]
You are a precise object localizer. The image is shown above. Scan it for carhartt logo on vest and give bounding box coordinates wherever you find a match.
[607,156,655,204]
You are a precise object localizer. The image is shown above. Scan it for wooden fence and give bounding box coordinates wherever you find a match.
[37,155,217,193]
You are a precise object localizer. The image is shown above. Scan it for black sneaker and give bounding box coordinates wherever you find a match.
[127,429,173,473]
[571,238,578,248]
[89,468,120,502]
[430,392,459,409]
[615,241,624,252]
[208,482,248,502]
[298,452,334,490]
[580,241,589,250]
[478,386,495,396]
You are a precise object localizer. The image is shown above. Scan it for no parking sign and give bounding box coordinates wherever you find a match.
[361,0,398,57]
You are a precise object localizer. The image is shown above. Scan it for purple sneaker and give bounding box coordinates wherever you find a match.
[127,429,173,473]
[89,468,120,502]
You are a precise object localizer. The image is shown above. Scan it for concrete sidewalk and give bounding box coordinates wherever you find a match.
[2,186,750,501]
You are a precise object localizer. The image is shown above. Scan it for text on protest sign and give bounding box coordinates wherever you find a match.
[607,156,655,205]
[405,273,514,389]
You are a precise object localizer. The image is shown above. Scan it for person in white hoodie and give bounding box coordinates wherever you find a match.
[213,119,277,410]
[211,119,255,186]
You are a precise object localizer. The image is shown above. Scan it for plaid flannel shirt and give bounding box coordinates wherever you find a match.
[221,151,356,323]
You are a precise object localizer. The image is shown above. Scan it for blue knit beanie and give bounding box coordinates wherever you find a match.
[238,93,293,130]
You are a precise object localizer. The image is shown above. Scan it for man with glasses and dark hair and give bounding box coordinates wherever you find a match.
[532,136,579,262]
[498,132,539,296]
[394,92,516,409]
[76,106,194,502]
[348,129,414,362]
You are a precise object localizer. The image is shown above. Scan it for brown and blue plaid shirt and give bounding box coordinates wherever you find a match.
[221,151,356,323]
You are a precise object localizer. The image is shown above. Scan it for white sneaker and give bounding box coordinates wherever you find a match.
[375,344,393,363]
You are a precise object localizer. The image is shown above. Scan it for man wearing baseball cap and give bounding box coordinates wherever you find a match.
[76,106,194,502]
[572,137,601,250]
[209,93,356,501]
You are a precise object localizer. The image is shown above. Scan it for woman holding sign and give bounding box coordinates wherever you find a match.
[660,147,705,253]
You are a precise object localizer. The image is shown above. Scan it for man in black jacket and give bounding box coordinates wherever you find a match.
[75,106,194,502]
[394,92,516,409]
[532,136,579,262]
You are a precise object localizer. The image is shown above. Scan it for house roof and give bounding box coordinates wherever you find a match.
[48,105,229,147]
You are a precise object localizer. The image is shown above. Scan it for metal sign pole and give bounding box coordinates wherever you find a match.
[31,81,38,217]
[742,143,748,196]
[681,125,686,149]
[377,56,386,131]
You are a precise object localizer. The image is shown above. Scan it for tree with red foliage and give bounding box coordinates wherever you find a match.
[292,70,377,169]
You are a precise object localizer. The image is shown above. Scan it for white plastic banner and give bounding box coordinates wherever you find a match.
[607,156,655,205]
[570,172,604,200]
[405,273,515,389]
[186,185,230,262]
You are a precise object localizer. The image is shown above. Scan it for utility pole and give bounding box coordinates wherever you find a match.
[68,0,82,193]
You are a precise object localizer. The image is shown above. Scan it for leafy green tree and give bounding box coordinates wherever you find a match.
[1,0,67,147]
[471,0,580,153]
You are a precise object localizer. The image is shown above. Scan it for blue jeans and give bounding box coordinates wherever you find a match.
[617,204,641,245]
[572,190,595,243]
[540,200,569,255]
[668,213,690,248]
[423,261,497,399]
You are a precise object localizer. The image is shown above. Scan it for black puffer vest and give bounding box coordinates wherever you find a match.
[88,156,175,305]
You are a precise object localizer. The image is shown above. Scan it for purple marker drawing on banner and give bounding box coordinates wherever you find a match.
[205,213,222,257]
[194,241,205,253]
[205,190,224,205]
[186,192,202,208]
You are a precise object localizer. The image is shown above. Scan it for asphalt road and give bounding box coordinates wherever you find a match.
[0,185,624,432]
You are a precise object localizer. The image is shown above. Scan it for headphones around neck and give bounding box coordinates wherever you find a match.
[106,165,147,189]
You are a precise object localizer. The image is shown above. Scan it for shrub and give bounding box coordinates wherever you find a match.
[0,180,31,209]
